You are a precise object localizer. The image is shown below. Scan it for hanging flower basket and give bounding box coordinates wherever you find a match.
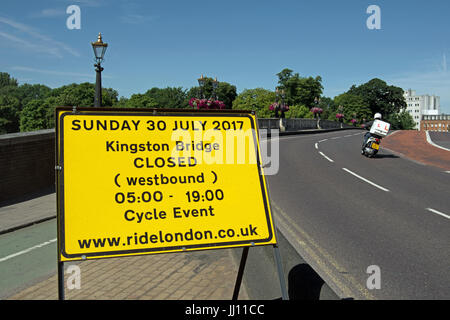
[189,98,225,110]
[311,107,323,118]
[269,102,289,112]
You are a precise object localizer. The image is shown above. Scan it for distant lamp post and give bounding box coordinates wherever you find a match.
[198,74,206,99]
[212,77,219,100]
[91,33,108,107]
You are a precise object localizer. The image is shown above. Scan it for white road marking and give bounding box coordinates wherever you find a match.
[0,238,57,263]
[426,208,450,220]
[315,143,318,149]
[425,131,450,152]
[445,171,450,174]
[319,152,334,163]
[318,139,328,142]
[342,168,390,192]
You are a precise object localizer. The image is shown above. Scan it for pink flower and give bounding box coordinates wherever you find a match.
[336,113,344,119]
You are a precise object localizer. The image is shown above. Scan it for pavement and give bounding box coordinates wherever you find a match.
[2,129,448,300]
[382,130,450,171]
[0,194,248,300]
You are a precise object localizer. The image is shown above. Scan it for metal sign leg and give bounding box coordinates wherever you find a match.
[232,247,249,300]
[58,261,65,300]
[273,244,289,300]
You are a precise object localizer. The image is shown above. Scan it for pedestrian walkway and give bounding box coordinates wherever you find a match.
[383,130,450,171]
[8,247,248,300]
[1,193,248,300]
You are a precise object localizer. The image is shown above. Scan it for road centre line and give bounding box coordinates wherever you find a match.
[319,152,334,163]
[342,168,390,192]
[426,208,450,220]
[0,238,57,263]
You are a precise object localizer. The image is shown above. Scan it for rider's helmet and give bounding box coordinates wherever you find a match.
[374,113,382,120]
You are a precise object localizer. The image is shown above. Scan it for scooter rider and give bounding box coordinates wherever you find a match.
[362,113,383,151]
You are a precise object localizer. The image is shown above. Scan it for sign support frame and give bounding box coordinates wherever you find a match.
[55,106,286,300]
[232,244,288,300]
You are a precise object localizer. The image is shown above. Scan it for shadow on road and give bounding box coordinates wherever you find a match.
[288,264,325,300]
[373,153,400,159]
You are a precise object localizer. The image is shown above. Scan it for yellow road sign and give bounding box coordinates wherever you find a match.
[56,107,276,261]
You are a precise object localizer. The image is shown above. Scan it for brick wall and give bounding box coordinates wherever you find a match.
[0,129,55,203]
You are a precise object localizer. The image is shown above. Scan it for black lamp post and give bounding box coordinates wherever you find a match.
[279,89,286,118]
[212,77,219,100]
[91,33,108,107]
[198,74,205,99]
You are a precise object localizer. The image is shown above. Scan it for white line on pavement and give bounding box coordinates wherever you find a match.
[0,238,57,263]
[426,208,450,220]
[319,152,334,163]
[318,139,328,142]
[425,131,450,152]
[315,143,318,149]
[342,168,390,192]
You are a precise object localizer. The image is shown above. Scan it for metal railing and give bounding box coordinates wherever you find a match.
[258,118,353,131]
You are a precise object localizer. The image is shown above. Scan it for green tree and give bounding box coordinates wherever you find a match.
[316,96,335,120]
[123,93,158,108]
[232,88,276,118]
[19,98,51,132]
[347,78,407,117]
[0,72,18,88]
[0,95,21,133]
[145,87,188,108]
[386,111,416,130]
[187,77,237,109]
[285,105,314,119]
[49,83,118,107]
[276,68,323,107]
[333,93,372,123]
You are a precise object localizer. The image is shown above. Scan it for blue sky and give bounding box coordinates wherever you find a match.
[1,0,450,113]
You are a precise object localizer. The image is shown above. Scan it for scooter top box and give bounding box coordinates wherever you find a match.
[370,119,390,136]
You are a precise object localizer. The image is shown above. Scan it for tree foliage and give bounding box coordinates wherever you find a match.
[347,78,407,117]
[0,70,413,134]
[276,68,323,108]
[232,88,276,118]
[386,111,416,130]
[333,93,372,123]
[187,77,237,109]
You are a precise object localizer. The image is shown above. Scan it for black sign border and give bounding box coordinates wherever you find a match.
[56,107,275,261]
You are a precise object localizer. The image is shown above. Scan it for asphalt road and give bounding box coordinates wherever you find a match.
[266,130,450,300]
[429,132,450,150]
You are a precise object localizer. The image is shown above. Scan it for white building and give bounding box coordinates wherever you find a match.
[403,89,440,130]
